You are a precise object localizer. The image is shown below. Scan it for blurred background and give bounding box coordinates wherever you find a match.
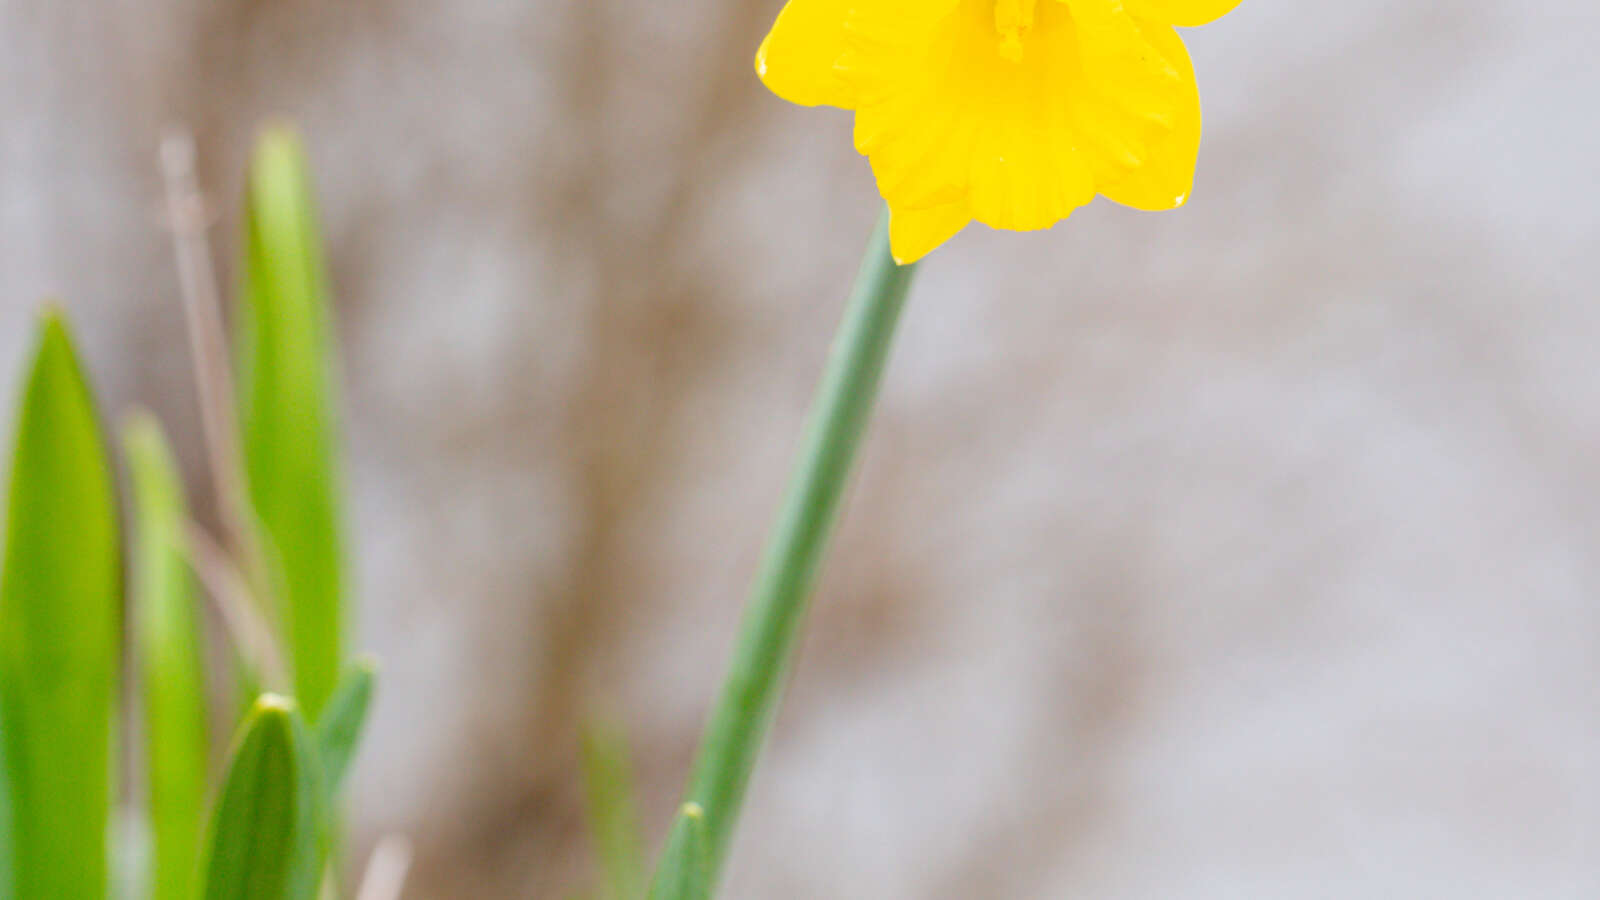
[4,0,1600,896]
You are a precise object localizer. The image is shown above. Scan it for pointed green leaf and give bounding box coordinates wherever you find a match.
[649,803,710,900]
[238,124,346,719]
[314,656,376,796]
[580,717,647,900]
[201,695,326,900]
[123,413,211,900]
[0,310,121,898]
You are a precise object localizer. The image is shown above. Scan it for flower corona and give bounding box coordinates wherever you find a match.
[756,0,1240,262]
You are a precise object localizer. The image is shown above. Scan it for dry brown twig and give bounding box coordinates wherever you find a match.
[355,835,414,900]
[183,520,289,690]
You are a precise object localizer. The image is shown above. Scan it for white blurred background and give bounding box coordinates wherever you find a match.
[3,0,1600,896]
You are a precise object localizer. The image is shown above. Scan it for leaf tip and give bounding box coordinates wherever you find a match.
[254,693,298,716]
[34,300,69,332]
[29,303,79,362]
[252,120,309,180]
[119,407,161,448]
[255,117,304,148]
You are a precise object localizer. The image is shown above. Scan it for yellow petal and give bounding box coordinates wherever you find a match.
[1130,0,1241,27]
[850,0,1097,231]
[1062,0,1187,180]
[888,201,971,263]
[755,0,858,109]
[1097,22,1201,211]
[756,0,1236,261]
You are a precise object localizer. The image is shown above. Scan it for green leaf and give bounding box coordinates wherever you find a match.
[314,656,376,796]
[649,804,710,900]
[238,124,346,719]
[580,717,647,900]
[201,695,326,900]
[123,412,211,900]
[0,310,121,899]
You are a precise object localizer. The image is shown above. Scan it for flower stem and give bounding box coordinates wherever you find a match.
[649,211,917,898]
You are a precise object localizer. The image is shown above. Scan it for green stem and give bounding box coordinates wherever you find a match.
[649,211,917,898]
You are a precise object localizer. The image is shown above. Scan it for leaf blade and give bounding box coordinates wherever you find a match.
[123,412,211,900]
[0,310,121,898]
[237,124,346,719]
[201,695,326,900]
[314,656,377,796]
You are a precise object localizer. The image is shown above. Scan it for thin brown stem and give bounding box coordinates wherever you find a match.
[158,127,272,609]
[354,836,414,900]
[184,520,288,689]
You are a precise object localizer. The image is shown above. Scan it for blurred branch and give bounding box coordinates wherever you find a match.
[529,0,775,758]
[185,520,289,690]
[419,1,809,887]
[159,126,277,627]
[355,835,414,900]
[159,131,246,555]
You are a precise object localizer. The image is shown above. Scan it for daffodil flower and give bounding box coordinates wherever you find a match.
[757,0,1241,262]
[652,9,1246,894]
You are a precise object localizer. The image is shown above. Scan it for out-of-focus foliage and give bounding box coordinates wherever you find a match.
[0,312,120,899]
[124,413,211,900]
[580,718,648,900]
[200,696,327,900]
[315,657,378,799]
[238,125,347,720]
[0,124,370,899]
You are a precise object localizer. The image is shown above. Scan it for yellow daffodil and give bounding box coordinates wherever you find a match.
[756,0,1240,262]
